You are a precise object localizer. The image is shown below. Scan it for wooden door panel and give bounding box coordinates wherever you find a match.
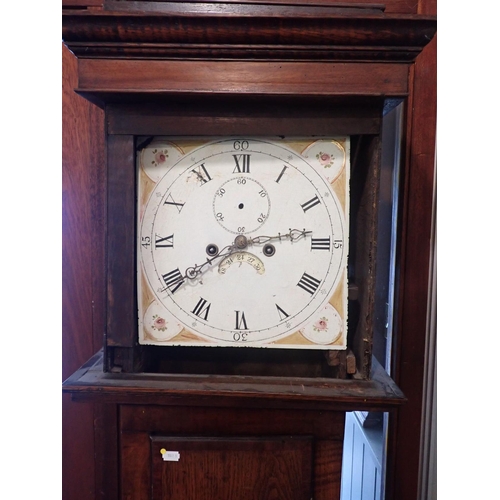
[151,436,313,500]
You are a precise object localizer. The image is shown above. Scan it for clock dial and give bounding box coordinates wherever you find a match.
[138,137,349,348]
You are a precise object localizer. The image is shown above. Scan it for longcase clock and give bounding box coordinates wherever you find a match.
[62,2,436,499]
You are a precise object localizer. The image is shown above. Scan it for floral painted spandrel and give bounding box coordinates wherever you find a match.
[300,303,343,345]
[302,139,346,184]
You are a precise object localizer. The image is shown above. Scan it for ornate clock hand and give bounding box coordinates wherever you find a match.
[163,236,246,292]
[183,243,236,281]
[249,228,312,245]
[175,228,305,287]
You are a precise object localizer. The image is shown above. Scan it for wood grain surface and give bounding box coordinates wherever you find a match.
[62,1,436,498]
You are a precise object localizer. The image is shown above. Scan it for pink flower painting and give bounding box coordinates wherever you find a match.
[313,317,329,333]
[152,149,168,166]
[316,151,334,168]
[152,314,167,332]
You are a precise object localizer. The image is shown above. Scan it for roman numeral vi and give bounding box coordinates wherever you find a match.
[235,311,248,330]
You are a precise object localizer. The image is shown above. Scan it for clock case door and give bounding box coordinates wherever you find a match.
[104,95,383,379]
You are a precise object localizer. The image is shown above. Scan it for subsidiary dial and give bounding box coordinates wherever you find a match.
[212,177,270,234]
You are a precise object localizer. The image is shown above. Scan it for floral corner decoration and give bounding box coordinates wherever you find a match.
[316,152,334,168]
[152,148,169,166]
[313,317,329,333]
[152,314,168,332]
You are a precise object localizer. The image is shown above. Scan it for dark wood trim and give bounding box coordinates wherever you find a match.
[62,8,435,62]
[77,60,410,101]
[97,0,422,15]
[104,0,387,13]
[107,98,383,135]
[94,404,119,499]
[106,135,137,350]
[63,351,406,411]
[63,0,103,7]
[120,404,345,438]
[386,35,436,500]
[62,43,104,500]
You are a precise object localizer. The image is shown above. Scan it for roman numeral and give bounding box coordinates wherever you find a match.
[301,195,321,212]
[311,237,331,251]
[163,193,184,213]
[297,272,321,295]
[235,310,248,330]
[155,234,174,248]
[162,268,184,294]
[191,163,212,184]
[275,165,288,183]
[275,304,290,321]
[192,297,211,321]
[233,154,251,173]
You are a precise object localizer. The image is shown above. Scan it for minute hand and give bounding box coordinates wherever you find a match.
[249,229,312,245]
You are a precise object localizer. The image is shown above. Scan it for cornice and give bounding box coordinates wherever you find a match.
[62,4,436,62]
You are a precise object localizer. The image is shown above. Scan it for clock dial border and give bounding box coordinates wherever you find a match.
[137,137,350,349]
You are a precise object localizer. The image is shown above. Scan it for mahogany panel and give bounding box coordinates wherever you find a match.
[121,431,151,500]
[62,46,102,379]
[102,0,416,14]
[387,35,436,500]
[150,435,313,500]
[63,0,103,6]
[418,0,436,15]
[62,394,96,500]
[62,0,425,14]
[120,404,345,439]
[106,135,136,350]
[94,404,119,499]
[105,0,386,14]
[78,59,409,97]
[62,42,104,500]
[314,439,343,500]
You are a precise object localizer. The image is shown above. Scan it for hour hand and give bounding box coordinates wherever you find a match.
[159,242,237,294]
[182,243,237,281]
[249,229,312,245]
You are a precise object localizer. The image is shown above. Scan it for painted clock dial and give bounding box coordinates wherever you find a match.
[138,137,349,349]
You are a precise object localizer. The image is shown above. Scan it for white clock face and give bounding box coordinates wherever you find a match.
[138,137,349,348]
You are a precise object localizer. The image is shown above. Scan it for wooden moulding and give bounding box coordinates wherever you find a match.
[76,60,410,107]
[62,4,436,62]
[63,350,406,411]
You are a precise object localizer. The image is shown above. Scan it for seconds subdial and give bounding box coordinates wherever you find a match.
[213,177,270,234]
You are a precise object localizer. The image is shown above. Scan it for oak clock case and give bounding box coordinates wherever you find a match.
[138,137,350,350]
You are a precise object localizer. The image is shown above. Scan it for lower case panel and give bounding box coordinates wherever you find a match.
[151,436,312,500]
[119,405,345,500]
